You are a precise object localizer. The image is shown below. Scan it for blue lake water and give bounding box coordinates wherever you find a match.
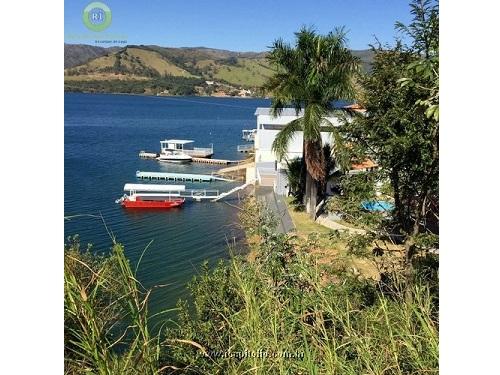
[64,93,269,313]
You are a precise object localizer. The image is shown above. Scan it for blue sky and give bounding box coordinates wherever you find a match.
[65,0,413,51]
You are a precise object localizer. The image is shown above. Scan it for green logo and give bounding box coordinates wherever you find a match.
[82,2,112,32]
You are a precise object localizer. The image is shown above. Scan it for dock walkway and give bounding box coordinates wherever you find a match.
[136,171,233,182]
[138,151,242,165]
[192,158,240,165]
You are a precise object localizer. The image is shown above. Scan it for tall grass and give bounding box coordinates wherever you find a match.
[163,199,439,374]
[64,236,173,374]
[64,200,438,374]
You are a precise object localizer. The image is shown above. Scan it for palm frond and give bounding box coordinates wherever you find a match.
[271,118,303,161]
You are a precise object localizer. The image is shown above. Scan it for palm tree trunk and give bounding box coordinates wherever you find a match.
[304,171,312,213]
[309,175,318,219]
[304,171,318,218]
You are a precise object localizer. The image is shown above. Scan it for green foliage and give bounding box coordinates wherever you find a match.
[285,157,306,205]
[217,56,239,66]
[64,237,173,374]
[264,27,360,216]
[395,0,439,58]
[165,207,439,374]
[345,232,376,257]
[338,1,439,246]
[414,232,439,251]
[64,76,205,95]
[65,198,438,374]
[325,172,385,228]
[238,196,278,237]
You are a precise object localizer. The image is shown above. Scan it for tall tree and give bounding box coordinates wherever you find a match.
[340,0,439,265]
[264,27,360,218]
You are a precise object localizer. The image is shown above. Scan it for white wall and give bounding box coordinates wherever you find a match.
[255,112,343,166]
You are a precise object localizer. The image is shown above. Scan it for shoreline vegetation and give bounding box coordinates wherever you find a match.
[65,195,438,374]
[64,1,439,373]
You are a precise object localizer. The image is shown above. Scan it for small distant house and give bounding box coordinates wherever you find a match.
[205,80,215,85]
[350,159,379,174]
[239,89,252,97]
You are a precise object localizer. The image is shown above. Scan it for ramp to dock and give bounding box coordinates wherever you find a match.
[217,161,254,174]
[215,161,255,181]
[136,171,233,182]
[212,180,255,202]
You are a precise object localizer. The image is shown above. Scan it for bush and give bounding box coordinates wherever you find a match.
[164,204,439,374]
[165,246,438,374]
[65,203,438,374]
[64,237,173,374]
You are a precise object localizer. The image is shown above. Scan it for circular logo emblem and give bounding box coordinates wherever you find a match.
[82,2,112,32]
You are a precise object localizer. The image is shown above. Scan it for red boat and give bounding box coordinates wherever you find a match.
[121,196,185,209]
[116,183,187,209]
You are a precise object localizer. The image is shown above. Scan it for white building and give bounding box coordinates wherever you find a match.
[254,107,345,165]
[252,106,365,195]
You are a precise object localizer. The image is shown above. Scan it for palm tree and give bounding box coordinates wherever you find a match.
[264,27,360,218]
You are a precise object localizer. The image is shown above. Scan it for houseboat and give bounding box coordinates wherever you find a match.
[116,183,186,209]
[160,139,214,158]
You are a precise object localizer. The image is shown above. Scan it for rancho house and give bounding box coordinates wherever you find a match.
[250,104,375,195]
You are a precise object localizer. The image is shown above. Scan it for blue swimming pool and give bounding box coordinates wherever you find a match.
[361,200,394,212]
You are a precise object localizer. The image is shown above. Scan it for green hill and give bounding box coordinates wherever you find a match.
[64,44,374,96]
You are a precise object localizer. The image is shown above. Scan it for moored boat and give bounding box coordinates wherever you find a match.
[157,150,193,163]
[116,183,186,209]
[121,196,185,208]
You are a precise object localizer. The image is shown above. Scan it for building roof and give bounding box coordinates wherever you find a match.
[161,139,194,144]
[351,159,378,170]
[343,103,367,113]
[254,107,304,116]
[255,101,360,117]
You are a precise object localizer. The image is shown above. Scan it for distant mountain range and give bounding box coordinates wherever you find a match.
[64,44,374,96]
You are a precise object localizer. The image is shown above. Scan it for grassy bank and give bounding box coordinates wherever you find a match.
[65,198,438,374]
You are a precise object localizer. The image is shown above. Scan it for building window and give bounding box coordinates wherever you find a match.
[262,124,286,130]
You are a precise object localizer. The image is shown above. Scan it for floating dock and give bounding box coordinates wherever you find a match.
[192,157,239,165]
[136,170,233,182]
[237,144,255,153]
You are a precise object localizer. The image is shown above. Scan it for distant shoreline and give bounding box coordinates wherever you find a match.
[64,90,266,99]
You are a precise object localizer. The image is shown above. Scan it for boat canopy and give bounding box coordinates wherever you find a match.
[161,139,194,144]
[124,183,186,192]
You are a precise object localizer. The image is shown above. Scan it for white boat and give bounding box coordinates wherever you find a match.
[139,150,159,159]
[157,150,192,163]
